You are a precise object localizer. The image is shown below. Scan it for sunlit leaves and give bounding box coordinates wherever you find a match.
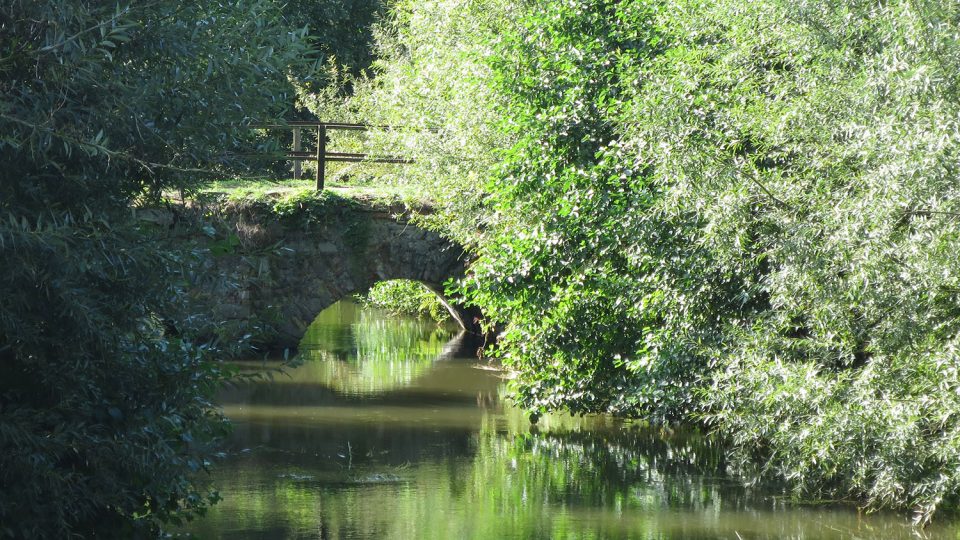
[462,0,728,421]
[350,0,960,521]
[361,279,451,323]
[640,0,960,522]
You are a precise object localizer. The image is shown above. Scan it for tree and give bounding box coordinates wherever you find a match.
[0,1,311,536]
[356,0,960,522]
[281,0,387,86]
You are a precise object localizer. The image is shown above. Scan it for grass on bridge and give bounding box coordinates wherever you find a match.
[200,178,430,205]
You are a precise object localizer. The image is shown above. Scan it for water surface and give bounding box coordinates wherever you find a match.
[188,300,960,539]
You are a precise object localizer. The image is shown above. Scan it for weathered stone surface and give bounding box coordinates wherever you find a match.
[187,197,479,350]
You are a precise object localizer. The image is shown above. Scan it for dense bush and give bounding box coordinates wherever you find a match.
[281,0,386,87]
[0,1,309,536]
[352,0,960,523]
[462,0,760,421]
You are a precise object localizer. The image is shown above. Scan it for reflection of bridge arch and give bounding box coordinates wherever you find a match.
[220,313,487,406]
[296,301,465,395]
[198,195,480,349]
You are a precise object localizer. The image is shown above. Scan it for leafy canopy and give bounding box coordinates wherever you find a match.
[349,0,960,522]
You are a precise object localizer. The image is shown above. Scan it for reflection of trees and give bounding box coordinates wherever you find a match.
[473,425,743,516]
[194,418,745,538]
[297,301,456,394]
[192,419,932,540]
[193,301,943,539]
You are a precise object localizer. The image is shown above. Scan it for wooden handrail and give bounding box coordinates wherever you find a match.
[249,121,419,190]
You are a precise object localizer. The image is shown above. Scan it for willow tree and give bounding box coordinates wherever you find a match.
[355,0,960,522]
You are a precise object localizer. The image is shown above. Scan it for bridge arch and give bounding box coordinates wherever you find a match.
[190,193,479,350]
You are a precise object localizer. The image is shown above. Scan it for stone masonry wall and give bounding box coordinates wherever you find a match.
[180,193,473,350]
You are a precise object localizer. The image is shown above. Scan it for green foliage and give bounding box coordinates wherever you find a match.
[362,0,960,522]
[280,0,386,87]
[660,0,960,522]
[260,190,359,226]
[341,0,520,245]
[463,0,754,421]
[0,218,234,537]
[0,0,311,536]
[361,280,450,323]
[703,344,960,524]
[210,188,368,233]
[0,1,309,210]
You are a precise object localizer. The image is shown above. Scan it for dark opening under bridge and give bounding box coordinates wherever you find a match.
[183,192,479,350]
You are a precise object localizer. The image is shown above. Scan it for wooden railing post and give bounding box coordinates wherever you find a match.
[316,124,326,191]
[292,127,302,180]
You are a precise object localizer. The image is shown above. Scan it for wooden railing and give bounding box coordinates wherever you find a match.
[253,121,413,190]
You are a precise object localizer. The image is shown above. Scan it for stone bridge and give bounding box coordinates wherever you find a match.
[180,192,479,350]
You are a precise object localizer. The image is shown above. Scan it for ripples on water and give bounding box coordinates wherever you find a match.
[187,300,959,539]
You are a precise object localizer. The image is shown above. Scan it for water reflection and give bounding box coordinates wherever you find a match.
[296,301,458,395]
[188,301,960,539]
